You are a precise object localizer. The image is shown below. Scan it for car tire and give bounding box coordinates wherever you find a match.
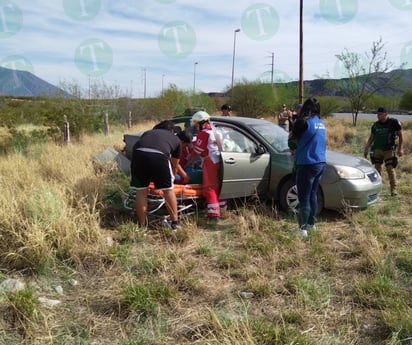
[278,177,324,214]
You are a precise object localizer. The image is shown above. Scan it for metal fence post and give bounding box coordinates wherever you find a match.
[63,115,70,145]
[104,112,110,135]
[127,110,132,129]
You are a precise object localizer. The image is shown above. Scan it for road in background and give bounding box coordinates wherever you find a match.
[332,113,412,122]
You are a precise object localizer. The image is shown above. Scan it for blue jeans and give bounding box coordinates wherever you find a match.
[295,163,326,229]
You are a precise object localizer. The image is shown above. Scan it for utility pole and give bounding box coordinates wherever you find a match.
[142,68,147,99]
[299,0,304,104]
[270,51,274,89]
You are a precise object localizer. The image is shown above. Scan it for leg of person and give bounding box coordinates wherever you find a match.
[202,157,221,220]
[383,150,398,196]
[135,188,149,226]
[373,150,384,175]
[130,151,151,227]
[163,189,178,222]
[296,165,312,236]
[307,163,326,228]
[152,155,179,229]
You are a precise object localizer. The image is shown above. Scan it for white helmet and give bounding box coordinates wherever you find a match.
[191,111,210,126]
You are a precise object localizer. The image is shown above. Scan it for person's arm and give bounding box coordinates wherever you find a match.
[397,130,403,157]
[176,163,189,184]
[364,135,372,158]
[170,157,180,176]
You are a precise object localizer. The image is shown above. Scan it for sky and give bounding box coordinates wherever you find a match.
[1,0,411,98]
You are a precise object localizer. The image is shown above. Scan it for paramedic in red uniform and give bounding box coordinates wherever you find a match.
[190,111,226,223]
[130,120,182,230]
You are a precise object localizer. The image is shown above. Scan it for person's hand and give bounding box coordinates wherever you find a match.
[182,174,190,184]
[397,148,403,157]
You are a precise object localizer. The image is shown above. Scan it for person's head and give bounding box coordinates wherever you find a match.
[176,130,191,144]
[281,104,287,111]
[301,97,320,118]
[376,107,388,122]
[221,104,232,116]
[295,104,303,114]
[153,120,175,131]
[191,110,210,128]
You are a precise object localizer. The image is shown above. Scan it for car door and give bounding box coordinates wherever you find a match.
[213,123,270,199]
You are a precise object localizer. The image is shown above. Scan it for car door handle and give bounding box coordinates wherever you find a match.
[224,158,236,164]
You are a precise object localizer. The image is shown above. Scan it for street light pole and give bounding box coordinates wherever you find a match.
[193,62,198,94]
[231,28,240,97]
[161,74,165,95]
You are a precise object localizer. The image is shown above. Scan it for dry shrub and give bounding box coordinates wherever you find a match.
[324,118,357,150]
[0,141,109,270]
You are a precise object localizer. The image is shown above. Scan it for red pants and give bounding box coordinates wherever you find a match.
[202,157,226,217]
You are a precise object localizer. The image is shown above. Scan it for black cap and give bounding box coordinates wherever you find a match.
[377,107,387,113]
[221,104,231,111]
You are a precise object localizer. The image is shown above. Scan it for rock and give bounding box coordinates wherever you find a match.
[0,278,25,293]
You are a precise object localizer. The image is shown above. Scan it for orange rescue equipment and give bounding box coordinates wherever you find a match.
[149,182,203,197]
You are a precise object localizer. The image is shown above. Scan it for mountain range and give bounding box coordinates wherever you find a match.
[1,66,411,98]
[0,66,64,97]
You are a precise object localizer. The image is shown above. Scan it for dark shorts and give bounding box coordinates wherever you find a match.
[131,151,173,190]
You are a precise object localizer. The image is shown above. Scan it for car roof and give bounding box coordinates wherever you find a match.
[173,115,272,127]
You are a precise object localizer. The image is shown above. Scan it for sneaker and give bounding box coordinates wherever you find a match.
[391,190,398,196]
[307,224,317,231]
[170,221,181,231]
[163,219,180,231]
[299,228,308,237]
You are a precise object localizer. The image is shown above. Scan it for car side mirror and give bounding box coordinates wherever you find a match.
[255,144,266,155]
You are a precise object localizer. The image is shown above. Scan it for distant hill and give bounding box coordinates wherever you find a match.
[0,67,66,97]
[300,68,412,96]
[1,66,411,98]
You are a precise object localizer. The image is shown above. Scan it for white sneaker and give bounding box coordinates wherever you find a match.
[299,228,308,237]
[307,224,317,231]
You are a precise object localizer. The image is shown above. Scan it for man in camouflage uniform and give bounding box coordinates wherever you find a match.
[364,107,403,196]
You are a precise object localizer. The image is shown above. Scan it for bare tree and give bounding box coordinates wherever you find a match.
[335,38,405,126]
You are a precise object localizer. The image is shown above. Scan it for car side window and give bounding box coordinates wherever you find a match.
[215,125,257,153]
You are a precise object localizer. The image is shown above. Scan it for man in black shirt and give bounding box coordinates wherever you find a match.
[364,107,403,196]
[131,120,182,229]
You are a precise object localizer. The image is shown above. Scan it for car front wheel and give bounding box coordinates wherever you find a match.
[278,177,324,214]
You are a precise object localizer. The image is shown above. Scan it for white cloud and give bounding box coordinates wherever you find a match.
[0,0,411,97]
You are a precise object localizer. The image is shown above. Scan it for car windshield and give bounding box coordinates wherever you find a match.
[250,122,290,153]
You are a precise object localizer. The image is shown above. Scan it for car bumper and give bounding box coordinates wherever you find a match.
[323,177,382,210]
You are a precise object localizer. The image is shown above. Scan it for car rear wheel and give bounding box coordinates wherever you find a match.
[278,177,324,214]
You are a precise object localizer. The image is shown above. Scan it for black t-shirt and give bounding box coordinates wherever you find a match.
[371,118,402,151]
[132,129,182,159]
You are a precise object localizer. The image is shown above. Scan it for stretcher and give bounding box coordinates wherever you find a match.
[123,182,205,223]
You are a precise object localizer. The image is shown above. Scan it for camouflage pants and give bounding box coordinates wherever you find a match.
[372,149,397,192]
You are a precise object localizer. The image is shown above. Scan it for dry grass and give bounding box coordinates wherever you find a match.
[0,119,411,344]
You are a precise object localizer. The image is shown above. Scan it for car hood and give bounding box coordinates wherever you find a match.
[326,150,373,173]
